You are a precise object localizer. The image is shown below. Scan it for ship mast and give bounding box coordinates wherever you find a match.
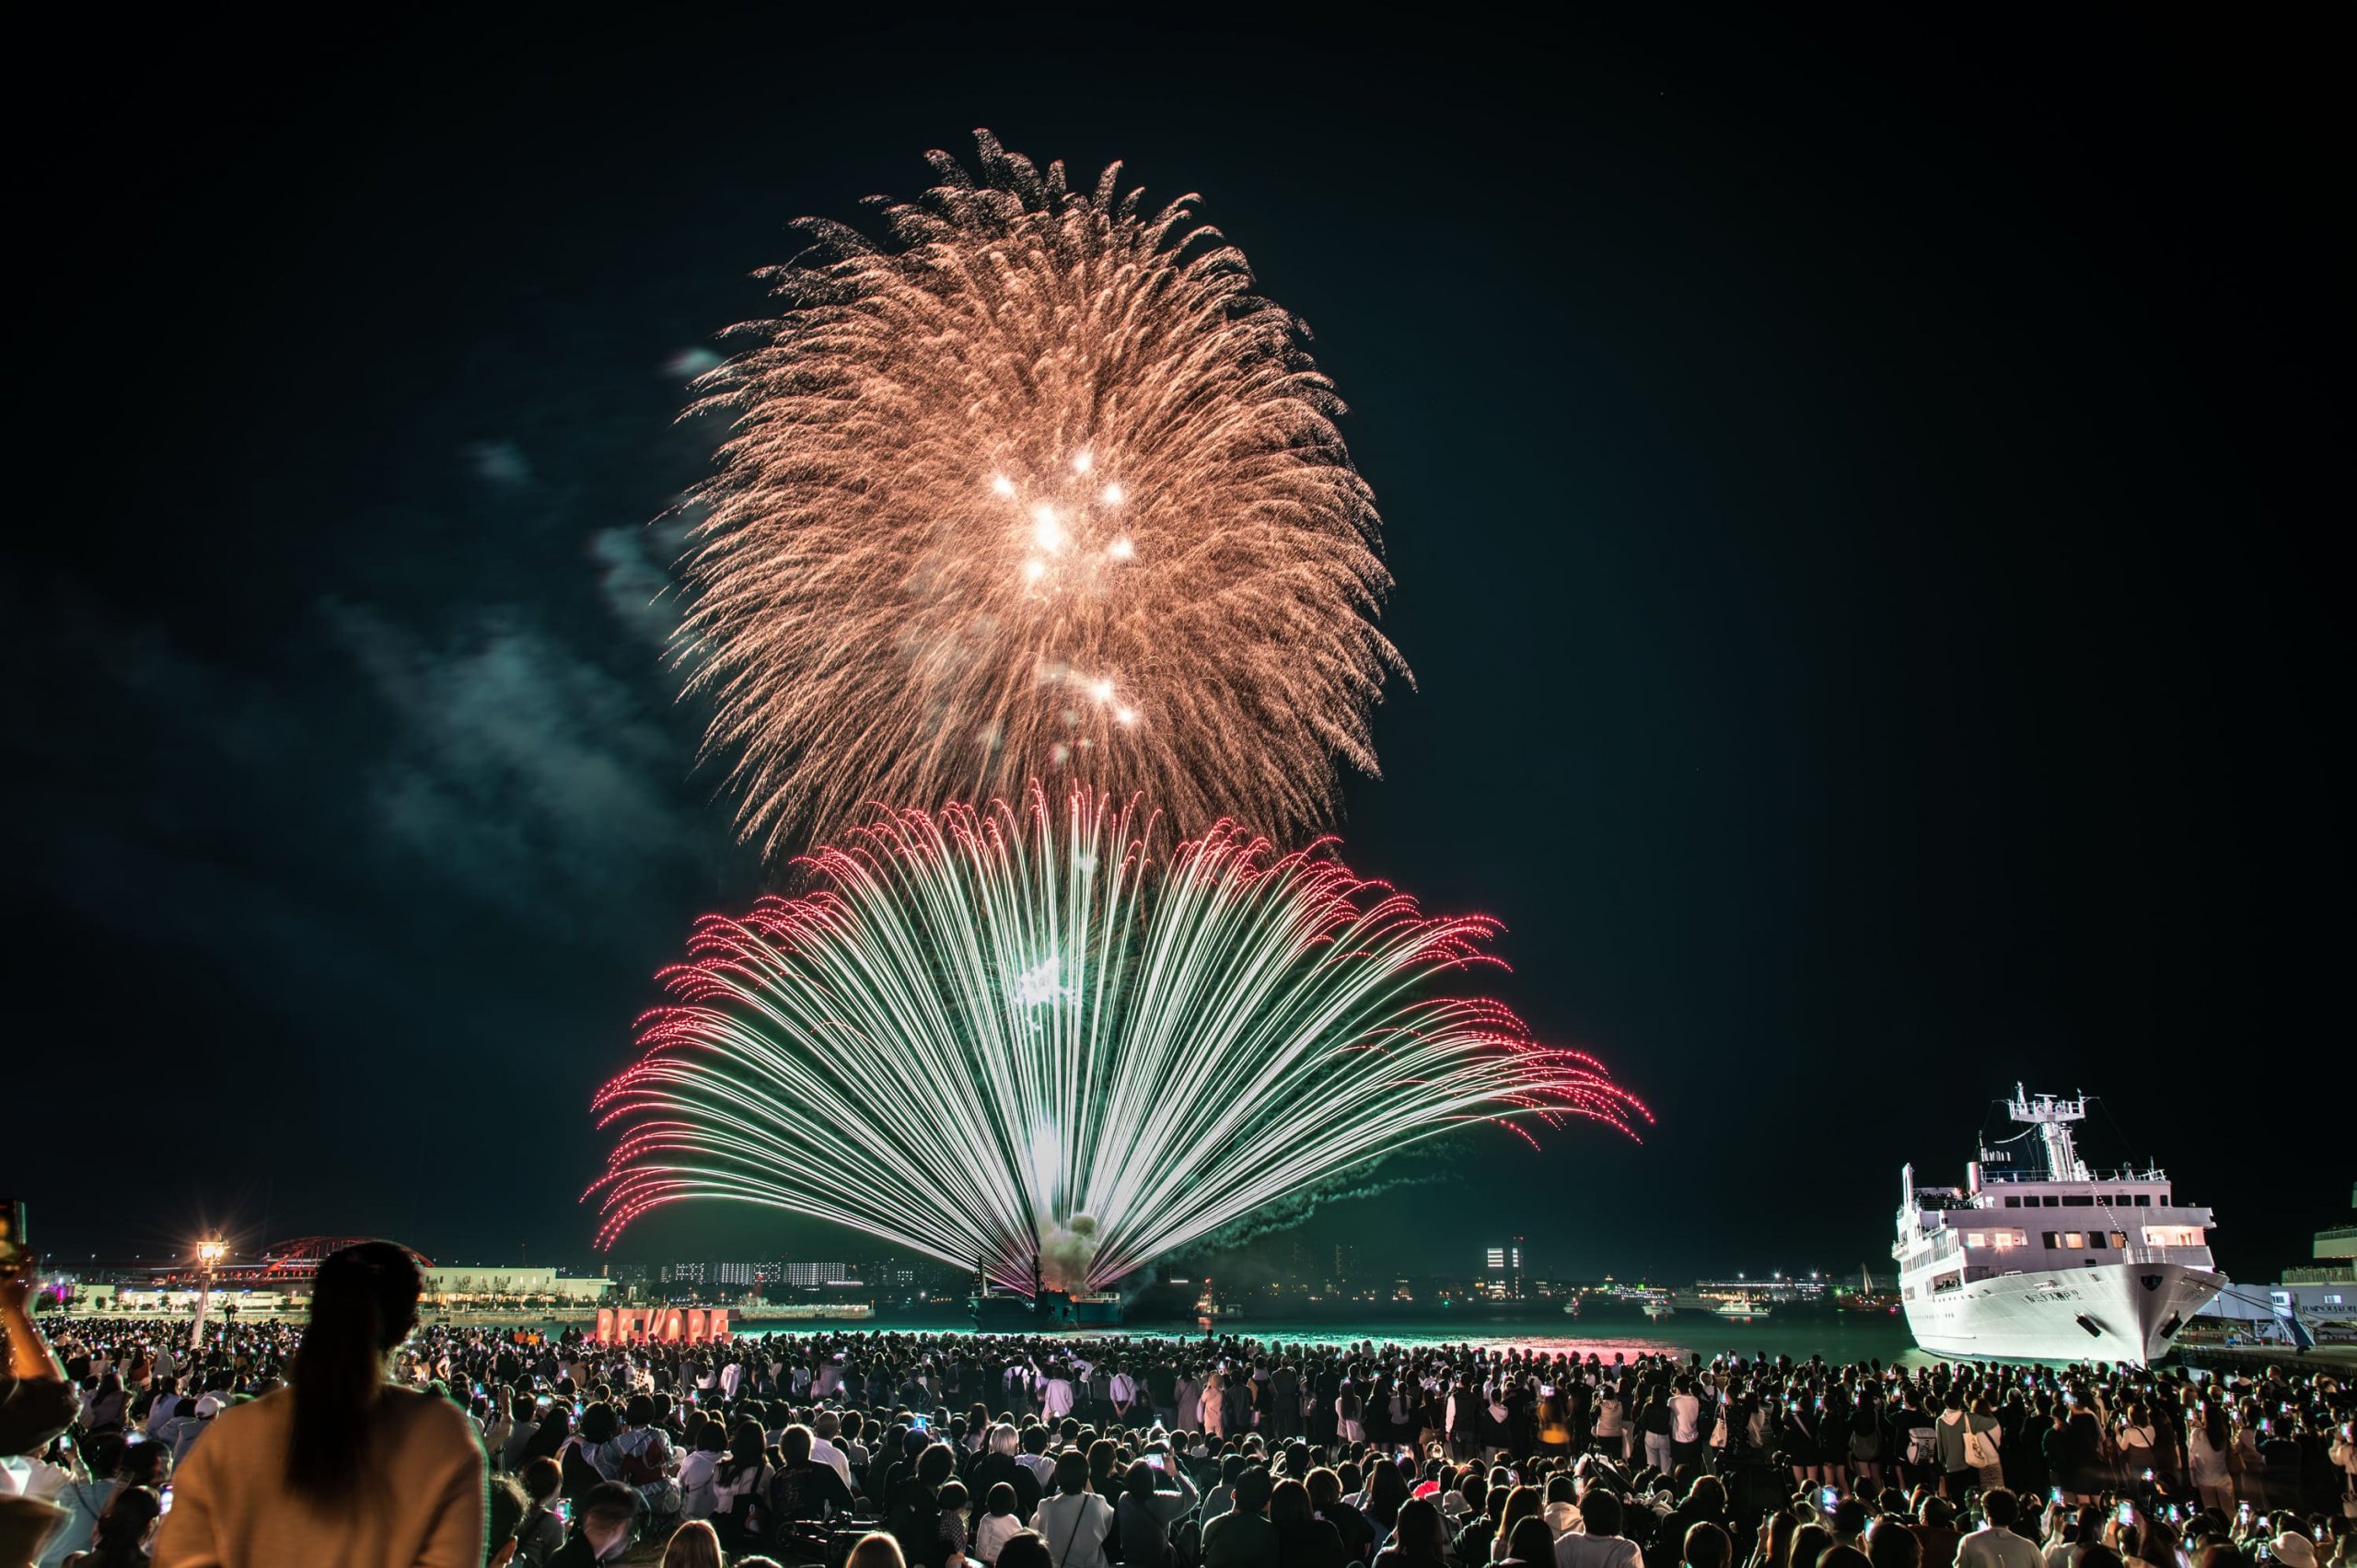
[2006,1085,2091,1180]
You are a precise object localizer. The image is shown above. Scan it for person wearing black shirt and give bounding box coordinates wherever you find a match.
[767,1423,856,1538]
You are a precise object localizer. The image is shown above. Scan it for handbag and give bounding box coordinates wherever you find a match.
[1710,1411,1729,1449]
[1963,1425,2001,1470]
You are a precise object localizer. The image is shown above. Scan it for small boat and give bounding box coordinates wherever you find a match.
[1194,1287,1245,1329]
[1840,1265,1898,1314]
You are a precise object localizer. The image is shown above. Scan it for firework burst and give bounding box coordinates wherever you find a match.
[589,786,1647,1292]
[679,130,1404,854]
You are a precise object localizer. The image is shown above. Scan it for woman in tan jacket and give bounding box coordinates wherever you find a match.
[153,1241,486,1568]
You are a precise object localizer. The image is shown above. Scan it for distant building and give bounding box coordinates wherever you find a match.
[784,1260,850,1288]
[424,1267,610,1303]
[2283,1182,2355,1286]
[1697,1273,1829,1304]
[1483,1238,1526,1297]
[2198,1184,2353,1328]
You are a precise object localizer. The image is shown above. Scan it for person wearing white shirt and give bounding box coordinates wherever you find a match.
[809,1414,855,1492]
[1030,1451,1115,1568]
[1668,1380,1705,1469]
[1555,1490,1643,1568]
[1955,1490,2044,1568]
[144,1388,182,1441]
[809,1434,853,1492]
[1016,1432,1058,1491]
[1593,1390,1628,1460]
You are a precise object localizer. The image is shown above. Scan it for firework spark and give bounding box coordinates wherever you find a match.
[589,786,1647,1293]
[679,131,1405,854]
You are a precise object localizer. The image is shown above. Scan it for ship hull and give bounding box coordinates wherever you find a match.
[1903,1260,2223,1365]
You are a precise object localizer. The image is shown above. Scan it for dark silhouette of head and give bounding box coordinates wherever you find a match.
[287,1240,423,1501]
[1686,1521,1735,1568]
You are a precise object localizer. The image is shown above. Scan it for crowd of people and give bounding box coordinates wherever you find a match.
[4,1245,2353,1568]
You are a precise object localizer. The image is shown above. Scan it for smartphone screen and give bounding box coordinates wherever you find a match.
[159,1483,174,1516]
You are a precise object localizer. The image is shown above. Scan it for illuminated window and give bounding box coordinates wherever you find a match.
[2061,1232,2085,1249]
[1991,1230,2025,1249]
[1965,1232,1987,1248]
[2142,1225,2205,1248]
[2109,1231,2130,1249]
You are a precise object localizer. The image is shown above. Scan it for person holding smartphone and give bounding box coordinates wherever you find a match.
[512,1458,566,1567]
[1117,1451,1199,1566]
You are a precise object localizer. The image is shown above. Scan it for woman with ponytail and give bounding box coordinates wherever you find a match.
[152,1240,487,1567]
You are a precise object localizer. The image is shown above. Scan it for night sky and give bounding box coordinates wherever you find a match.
[12,11,2345,1284]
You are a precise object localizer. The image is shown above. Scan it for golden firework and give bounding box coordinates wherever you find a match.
[680,131,1405,854]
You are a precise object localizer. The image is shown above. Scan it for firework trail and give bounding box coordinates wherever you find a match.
[590,786,1647,1292]
[679,131,1405,854]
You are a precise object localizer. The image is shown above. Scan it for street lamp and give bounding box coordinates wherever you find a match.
[192,1239,227,1351]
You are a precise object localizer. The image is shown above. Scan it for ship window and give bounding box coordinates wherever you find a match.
[2043,1196,2061,1207]
[2004,1196,2021,1208]
[1992,1230,2025,1249]
[2109,1231,2129,1249]
[1965,1232,1986,1248]
[2062,1195,2095,1206]
[2134,1194,2150,1206]
[2060,1231,2085,1249]
[2043,1232,2060,1249]
[2085,1258,2100,1268]
[2143,1225,2204,1248]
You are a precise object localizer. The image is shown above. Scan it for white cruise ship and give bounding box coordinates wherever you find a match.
[1896,1087,2224,1365]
